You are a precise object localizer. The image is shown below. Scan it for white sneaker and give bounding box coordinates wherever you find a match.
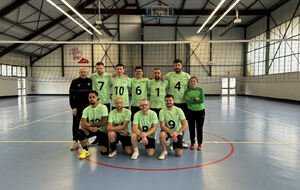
[108,150,117,158]
[86,140,91,147]
[168,141,173,150]
[131,151,139,160]
[182,140,188,148]
[70,141,79,151]
[158,151,168,160]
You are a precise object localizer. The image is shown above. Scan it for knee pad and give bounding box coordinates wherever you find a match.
[76,129,86,141]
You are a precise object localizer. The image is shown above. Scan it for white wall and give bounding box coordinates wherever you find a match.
[0,53,29,97]
[244,0,300,101]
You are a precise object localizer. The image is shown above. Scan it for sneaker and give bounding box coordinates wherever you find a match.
[91,139,98,146]
[168,141,173,150]
[70,141,79,151]
[78,149,90,159]
[108,150,117,158]
[189,144,195,150]
[197,145,203,150]
[86,140,91,147]
[158,151,168,160]
[131,151,139,160]
[182,140,188,148]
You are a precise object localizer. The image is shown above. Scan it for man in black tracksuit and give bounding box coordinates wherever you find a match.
[69,67,92,150]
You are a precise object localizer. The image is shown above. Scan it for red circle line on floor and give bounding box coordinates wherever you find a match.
[75,131,235,171]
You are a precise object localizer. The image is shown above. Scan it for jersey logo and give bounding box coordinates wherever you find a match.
[88,83,91,86]
[77,84,81,87]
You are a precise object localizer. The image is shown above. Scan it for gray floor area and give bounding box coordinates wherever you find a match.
[0,96,300,190]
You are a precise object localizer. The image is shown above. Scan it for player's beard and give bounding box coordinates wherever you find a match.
[90,102,96,105]
[155,76,160,80]
[174,69,181,73]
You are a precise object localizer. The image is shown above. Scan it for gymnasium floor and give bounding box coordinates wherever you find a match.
[0,96,300,190]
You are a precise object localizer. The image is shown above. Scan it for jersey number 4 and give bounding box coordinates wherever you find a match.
[174,82,181,91]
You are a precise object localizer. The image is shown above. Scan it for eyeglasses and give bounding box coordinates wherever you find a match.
[140,104,148,107]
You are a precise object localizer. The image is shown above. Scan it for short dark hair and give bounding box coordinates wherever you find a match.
[154,68,160,71]
[189,76,198,83]
[89,90,98,96]
[96,62,104,66]
[174,59,182,65]
[116,63,125,68]
[165,94,174,99]
[135,66,143,71]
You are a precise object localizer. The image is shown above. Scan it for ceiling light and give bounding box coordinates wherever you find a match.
[209,0,240,31]
[197,0,226,34]
[46,0,93,35]
[60,0,102,35]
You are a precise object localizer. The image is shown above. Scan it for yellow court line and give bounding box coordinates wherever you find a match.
[0,110,69,134]
[0,140,299,144]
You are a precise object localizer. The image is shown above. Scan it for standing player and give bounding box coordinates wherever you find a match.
[90,62,112,145]
[69,67,92,150]
[107,97,133,158]
[148,68,169,117]
[131,66,149,119]
[164,59,190,148]
[110,63,131,109]
[158,94,187,160]
[77,91,109,159]
[131,99,158,160]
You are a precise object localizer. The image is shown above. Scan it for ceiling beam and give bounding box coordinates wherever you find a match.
[0,0,97,59]
[143,23,246,27]
[246,0,291,27]
[79,8,267,16]
[0,0,30,18]
[0,45,41,58]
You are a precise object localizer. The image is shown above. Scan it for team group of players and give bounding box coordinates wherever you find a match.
[69,59,205,160]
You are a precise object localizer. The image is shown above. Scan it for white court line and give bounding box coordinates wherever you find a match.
[39,120,73,123]
[0,110,69,134]
[235,107,300,130]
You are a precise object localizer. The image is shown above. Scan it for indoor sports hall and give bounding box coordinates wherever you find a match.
[0,0,300,190]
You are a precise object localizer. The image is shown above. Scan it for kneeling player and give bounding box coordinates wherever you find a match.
[77,91,109,159]
[107,97,133,158]
[131,99,158,160]
[158,94,187,160]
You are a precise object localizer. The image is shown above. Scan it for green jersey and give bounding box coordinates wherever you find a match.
[82,103,108,133]
[184,87,205,111]
[110,77,131,107]
[90,72,112,104]
[159,106,186,135]
[148,79,169,109]
[164,71,191,104]
[131,78,149,107]
[108,108,131,136]
[133,110,158,138]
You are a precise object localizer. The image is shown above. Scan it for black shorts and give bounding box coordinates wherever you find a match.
[174,103,188,116]
[116,132,132,148]
[104,103,111,112]
[161,130,183,149]
[131,106,140,121]
[138,137,155,149]
[151,108,161,118]
[98,131,109,148]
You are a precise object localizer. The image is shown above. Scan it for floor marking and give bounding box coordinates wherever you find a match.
[39,120,72,123]
[0,140,299,144]
[235,107,300,130]
[0,110,69,134]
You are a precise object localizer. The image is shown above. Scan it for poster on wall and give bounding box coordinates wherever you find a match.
[68,47,89,64]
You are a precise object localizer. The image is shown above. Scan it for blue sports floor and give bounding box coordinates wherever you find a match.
[0,96,300,190]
